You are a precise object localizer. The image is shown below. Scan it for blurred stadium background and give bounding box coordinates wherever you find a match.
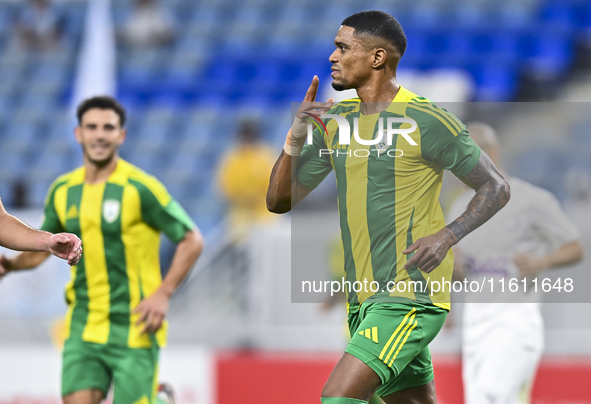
[0,0,591,403]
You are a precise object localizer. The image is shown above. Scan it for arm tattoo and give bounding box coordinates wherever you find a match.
[449,152,511,242]
[446,221,468,241]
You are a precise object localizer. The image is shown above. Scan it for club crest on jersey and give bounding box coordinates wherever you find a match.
[376,136,389,152]
[103,200,120,223]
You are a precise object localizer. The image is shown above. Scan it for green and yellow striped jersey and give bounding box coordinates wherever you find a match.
[297,86,481,312]
[41,159,195,348]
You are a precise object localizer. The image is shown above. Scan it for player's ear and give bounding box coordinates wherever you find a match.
[372,48,387,69]
[74,126,82,144]
[118,128,127,145]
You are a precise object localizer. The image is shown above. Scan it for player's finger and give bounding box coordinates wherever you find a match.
[404,247,425,269]
[141,313,152,333]
[70,237,82,252]
[415,253,435,272]
[134,307,149,325]
[142,312,156,334]
[68,252,82,266]
[152,315,164,332]
[402,240,421,255]
[67,242,82,259]
[303,75,319,103]
[68,250,82,263]
[420,256,441,273]
[300,110,327,119]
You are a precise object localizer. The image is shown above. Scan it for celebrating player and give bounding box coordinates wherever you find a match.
[0,96,204,404]
[267,11,510,403]
[0,198,81,266]
[448,122,584,404]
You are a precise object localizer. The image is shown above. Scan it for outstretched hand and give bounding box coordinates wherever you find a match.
[403,228,457,273]
[48,233,82,266]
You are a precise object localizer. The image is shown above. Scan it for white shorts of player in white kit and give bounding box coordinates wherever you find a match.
[462,303,544,404]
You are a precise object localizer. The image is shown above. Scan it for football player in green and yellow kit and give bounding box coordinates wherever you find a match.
[267,10,510,404]
[0,96,203,404]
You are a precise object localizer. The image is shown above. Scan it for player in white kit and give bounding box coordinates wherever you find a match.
[448,123,584,404]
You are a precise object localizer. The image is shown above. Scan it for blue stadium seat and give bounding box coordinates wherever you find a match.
[30,64,69,85]
[0,93,16,122]
[0,152,31,182]
[0,6,13,37]
[573,0,591,28]
[178,121,217,154]
[30,179,54,208]
[1,65,26,85]
[540,1,577,26]
[520,30,574,78]
[111,3,133,26]
[188,5,224,24]
[2,122,39,153]
[118,64,157,101]
[159,153,209,192]
[19,93,59,114]
[61,3,86,46]
[27,151,72,182]
[125,150,166,175]
[468,62,517,101]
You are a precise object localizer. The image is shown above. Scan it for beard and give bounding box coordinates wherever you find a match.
[331,82,346,91]
[82,145,116,168]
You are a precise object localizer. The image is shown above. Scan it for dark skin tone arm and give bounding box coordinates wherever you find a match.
[403,151,511,273]
[267,76,330,213]
[266,149,313,213]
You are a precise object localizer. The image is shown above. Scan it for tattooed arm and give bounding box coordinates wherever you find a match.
[403,151,510,273]
[446,151,510,242]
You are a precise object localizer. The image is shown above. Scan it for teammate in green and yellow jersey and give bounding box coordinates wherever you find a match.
[267,10,511,404]
[0,96,204,404]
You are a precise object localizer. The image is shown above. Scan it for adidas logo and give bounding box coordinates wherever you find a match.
[66,205,79,220]
[359,326,378,343]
